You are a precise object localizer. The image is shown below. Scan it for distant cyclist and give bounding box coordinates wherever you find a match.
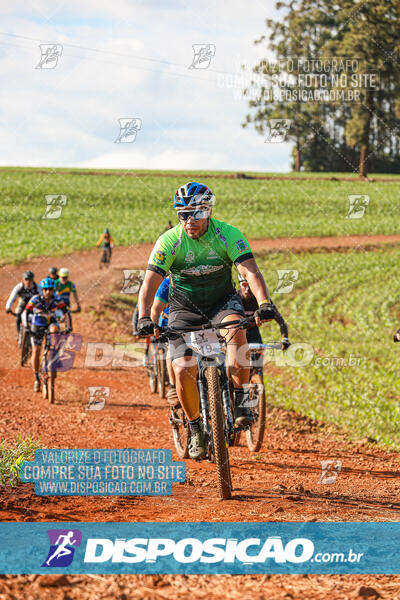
[23,278,69,392]
[97,228,114,268]
[6,271,39,343]
[150,277,178,406]
[48,267,58,281]
[55,268,81,311]
[237,274,289,349]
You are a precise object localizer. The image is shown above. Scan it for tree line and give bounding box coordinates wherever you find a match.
[243,0,400,176]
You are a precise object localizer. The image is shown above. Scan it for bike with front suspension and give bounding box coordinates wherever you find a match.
[146,337,169,398]
[40,310,74,403]
[158,316,271,500]
[245,342,282,452]
[9,310,32,366]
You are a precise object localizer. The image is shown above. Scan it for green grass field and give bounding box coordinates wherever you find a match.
[257,247,400,448]
[1,167,399,263]
[2,167,400,448]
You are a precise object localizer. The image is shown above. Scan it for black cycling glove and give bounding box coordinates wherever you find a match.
[254,302,275,322]
[137,317,155,337]
[255,302,290,351]
[394,328,400,343]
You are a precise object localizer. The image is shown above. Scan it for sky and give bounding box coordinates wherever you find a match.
[0,0,292,172]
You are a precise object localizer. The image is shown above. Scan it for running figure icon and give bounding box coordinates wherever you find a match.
[42,529,82,567]
[46,531,77,565]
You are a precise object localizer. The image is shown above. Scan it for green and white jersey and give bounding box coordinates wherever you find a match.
[148,218,253,313]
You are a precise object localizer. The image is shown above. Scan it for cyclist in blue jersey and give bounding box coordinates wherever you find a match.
[151,276,170,327]
[150,277,177,406]
[24,277,69,392]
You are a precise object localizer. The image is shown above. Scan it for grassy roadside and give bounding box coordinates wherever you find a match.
[0,436,41,486]
[257,247,400,448]
[1,168,400,263]
[93,246,400,449]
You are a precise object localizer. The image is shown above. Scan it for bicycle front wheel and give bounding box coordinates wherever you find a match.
[21,328,31,366]
[246,371,266,452]
[157,349,166,398]
[205,366,232,500]
[42,347,57,404]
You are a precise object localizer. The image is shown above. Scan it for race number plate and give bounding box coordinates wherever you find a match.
[182,328,221,356]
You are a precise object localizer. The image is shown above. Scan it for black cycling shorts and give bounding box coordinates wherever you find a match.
[246,325,263,345]
[30,324,47,347]
[168,292,245,361]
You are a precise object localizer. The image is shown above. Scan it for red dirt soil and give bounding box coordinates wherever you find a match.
[1,235,400,598]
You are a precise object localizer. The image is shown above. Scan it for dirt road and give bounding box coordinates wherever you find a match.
[1,235,400,598]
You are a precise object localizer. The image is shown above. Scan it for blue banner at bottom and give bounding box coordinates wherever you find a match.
[0,522,399,574]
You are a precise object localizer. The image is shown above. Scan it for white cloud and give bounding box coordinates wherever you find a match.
[0,1,291,172]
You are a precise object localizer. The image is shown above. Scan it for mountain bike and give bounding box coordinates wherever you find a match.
[41,312,72,403]
[41,325,58,403]
[56,307,78,332]
[146,338,168,398]
[245,342,282,452]
[156,344,168,398]
[99,246,112,269]
[158,317,254,500]
[169,402,189,459]
[10,310,32,366]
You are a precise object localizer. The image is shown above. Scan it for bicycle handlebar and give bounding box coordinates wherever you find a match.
[248,342,283,351]
[155,317,248,339]
[156,316,289,343]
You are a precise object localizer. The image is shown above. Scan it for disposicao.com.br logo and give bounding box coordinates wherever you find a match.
[82,536,362,565]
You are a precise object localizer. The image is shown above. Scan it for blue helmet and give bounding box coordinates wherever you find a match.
[104,228,109,234]
[40,277,55,289]
[173,182,215,210]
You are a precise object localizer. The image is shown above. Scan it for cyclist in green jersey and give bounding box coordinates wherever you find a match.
[137,182,289,459]
[55,268,81,311]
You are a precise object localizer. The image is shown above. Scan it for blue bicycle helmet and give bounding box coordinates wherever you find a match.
[173,182,215,209]
[40,277,55,289]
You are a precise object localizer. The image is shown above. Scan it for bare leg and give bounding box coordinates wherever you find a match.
[173,356,199,420]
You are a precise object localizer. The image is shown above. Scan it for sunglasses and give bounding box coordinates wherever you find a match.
[177,209,209,222]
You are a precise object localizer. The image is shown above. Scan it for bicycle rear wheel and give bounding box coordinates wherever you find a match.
[48,372,56,404]
[205,366,232,500]
[246,371,266,452]
[157,349,166,398]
